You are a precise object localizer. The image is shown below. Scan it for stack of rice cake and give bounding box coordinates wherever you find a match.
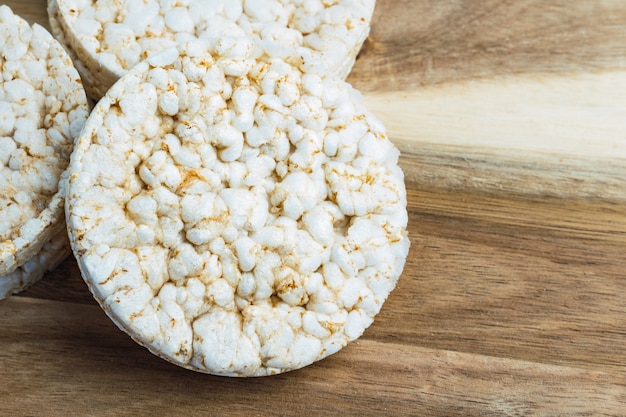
[0,5,89,299]
[2,0,410,376]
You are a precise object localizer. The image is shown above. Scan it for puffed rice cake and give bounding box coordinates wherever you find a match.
[65,39,409,376]
[48,0,375,99]
[0,5,89,298]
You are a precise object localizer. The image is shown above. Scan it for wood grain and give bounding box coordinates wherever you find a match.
[352,1,626,201]
[2,0,626,416]
[2,296,625,417]
[350,0,626,91]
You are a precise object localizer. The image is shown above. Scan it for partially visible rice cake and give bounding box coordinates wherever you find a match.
[65,39,409,376]
[0,227,70,299]
[48,0,375,99]
[47,0,100,102]
[0,5,89,298]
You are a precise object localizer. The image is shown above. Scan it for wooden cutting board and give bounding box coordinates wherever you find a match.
[2,1,626,416]
[352,1,626,202]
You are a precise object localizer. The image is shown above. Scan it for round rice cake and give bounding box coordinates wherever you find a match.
[0,5,89,297]
[48,0,375,100]
[65,39,409,376]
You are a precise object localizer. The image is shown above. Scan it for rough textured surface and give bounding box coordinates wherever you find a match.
[0,225,70,298]
[65,41,409,376]
[47,0,98,101]
[49,0,375,99]
[8,0,626,414]
[0,4,88,297]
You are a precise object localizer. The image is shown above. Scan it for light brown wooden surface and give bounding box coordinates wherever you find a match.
[2,1,626,416]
